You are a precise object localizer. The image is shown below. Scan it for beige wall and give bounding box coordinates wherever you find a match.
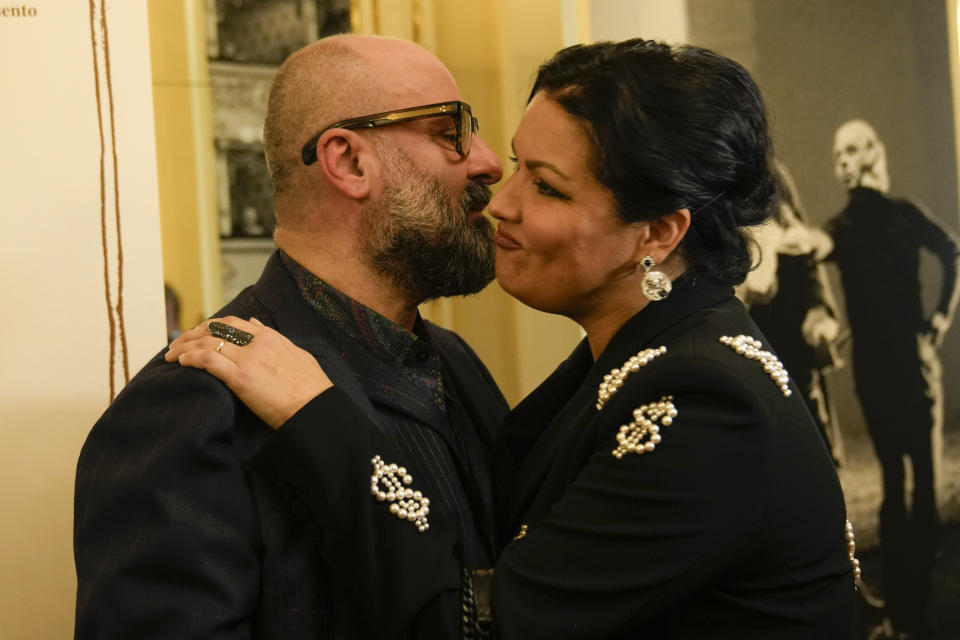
[149,0,222,329]
[0,1,165,637]
[589,0,689,42]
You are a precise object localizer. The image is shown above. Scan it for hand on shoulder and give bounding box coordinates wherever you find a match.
[165,316,333,428]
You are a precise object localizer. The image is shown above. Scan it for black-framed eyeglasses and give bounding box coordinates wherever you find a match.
[300,100,479,165]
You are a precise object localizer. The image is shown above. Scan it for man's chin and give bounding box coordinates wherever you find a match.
[418,272,495,302]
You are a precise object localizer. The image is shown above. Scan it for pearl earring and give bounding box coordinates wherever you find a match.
[640,256,671,301]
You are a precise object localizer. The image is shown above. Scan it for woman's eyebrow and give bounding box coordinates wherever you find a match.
[525,159,568,180]
[510,139,569,179]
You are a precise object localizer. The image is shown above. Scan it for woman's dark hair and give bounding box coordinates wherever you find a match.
[530,39,778,287]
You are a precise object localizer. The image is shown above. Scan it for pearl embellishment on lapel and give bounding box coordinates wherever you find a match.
[845,520,862,584]
[370,455,431,532]
[612,396,677,459]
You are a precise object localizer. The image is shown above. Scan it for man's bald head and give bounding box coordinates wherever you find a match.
[833,118,889,193]
[263,35,461,219]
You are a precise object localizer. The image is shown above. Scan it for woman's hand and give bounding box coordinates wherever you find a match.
[165,316,333,429]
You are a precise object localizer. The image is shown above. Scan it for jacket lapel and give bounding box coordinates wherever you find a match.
[346,346,452,440]
[426,322,505,451]
[496,274,736,540]
[493,340,594,543]
[247,252,386,433]
[248,252,459,451]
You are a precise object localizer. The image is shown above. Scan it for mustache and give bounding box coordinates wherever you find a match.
[460,181,492,212]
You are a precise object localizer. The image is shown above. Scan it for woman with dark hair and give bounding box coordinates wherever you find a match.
[168,39,855,638]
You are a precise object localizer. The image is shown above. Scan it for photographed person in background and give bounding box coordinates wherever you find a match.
[738,163,844,463]
[824,118,960,639]
[75,34,505,638]
[170,39,857,638]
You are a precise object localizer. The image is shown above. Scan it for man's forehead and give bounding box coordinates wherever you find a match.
[835,126,866,149]
[836,121,879,145]
[369,62,461,108]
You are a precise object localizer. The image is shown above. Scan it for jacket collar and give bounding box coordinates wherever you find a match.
[495,273,734,540]
[588,273,733,388]
[246,252,386,429]
[249,251,457,444]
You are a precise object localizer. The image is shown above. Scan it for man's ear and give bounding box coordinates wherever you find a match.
[632,208,691,265]
[315,130,374,200]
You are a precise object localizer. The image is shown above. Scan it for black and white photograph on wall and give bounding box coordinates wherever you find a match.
[211,0,350,65]
[688,1,960,638]
[738,162,844,466]
[822,117,960,640]
[222,146,276,239]
[207,0,352,299]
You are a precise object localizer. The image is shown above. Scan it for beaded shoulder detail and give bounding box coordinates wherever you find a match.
[718,335,791,397]
[596,346,667,411]
[846,520,862,585]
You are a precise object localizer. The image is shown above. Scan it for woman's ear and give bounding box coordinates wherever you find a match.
[315,130,374,200]
[633,208,691,265]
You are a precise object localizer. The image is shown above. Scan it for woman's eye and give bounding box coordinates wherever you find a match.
[534,179,567,200]
[508,155,519,171]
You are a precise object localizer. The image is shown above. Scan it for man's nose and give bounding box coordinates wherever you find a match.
[467,135,504,185]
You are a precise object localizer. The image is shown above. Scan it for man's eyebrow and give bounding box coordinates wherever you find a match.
[510,139,569,179]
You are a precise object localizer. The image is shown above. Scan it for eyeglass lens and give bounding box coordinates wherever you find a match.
[458,107,477,157]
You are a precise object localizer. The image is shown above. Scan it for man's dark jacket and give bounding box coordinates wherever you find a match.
[74,251,508,639]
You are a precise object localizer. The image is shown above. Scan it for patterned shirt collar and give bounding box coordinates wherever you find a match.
[279,250,434,365]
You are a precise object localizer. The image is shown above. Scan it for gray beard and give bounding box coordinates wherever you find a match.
[361,164,495,303]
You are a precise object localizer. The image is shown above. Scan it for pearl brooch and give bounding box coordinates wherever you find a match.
[845,519,862,584]
[513,524,528,541]
[596,346,667,410]
[370,455,431,532]
[612,396,677,459]
[718,335,791,397]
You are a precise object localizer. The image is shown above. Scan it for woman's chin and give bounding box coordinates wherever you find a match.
[494,272,563,316]
[494,259,522,295]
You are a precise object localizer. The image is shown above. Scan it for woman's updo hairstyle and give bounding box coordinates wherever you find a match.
[530,39,778,287]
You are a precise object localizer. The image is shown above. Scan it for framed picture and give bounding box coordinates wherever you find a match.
[207,0,352,301]
[685,1,960,637]
[209,0,350,65]
[220,145,275,239]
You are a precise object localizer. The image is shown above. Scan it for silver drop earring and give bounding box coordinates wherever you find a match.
[640,256,671,301]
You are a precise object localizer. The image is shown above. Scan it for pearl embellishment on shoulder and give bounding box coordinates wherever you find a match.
[718,335,791,397]
[596,346,667,411]
[612,396,677,459]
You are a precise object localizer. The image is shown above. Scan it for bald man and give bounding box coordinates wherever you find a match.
[825,119,959,637]
[75,35,506,639]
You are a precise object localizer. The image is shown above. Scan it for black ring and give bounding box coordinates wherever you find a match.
[208,321,254,346]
